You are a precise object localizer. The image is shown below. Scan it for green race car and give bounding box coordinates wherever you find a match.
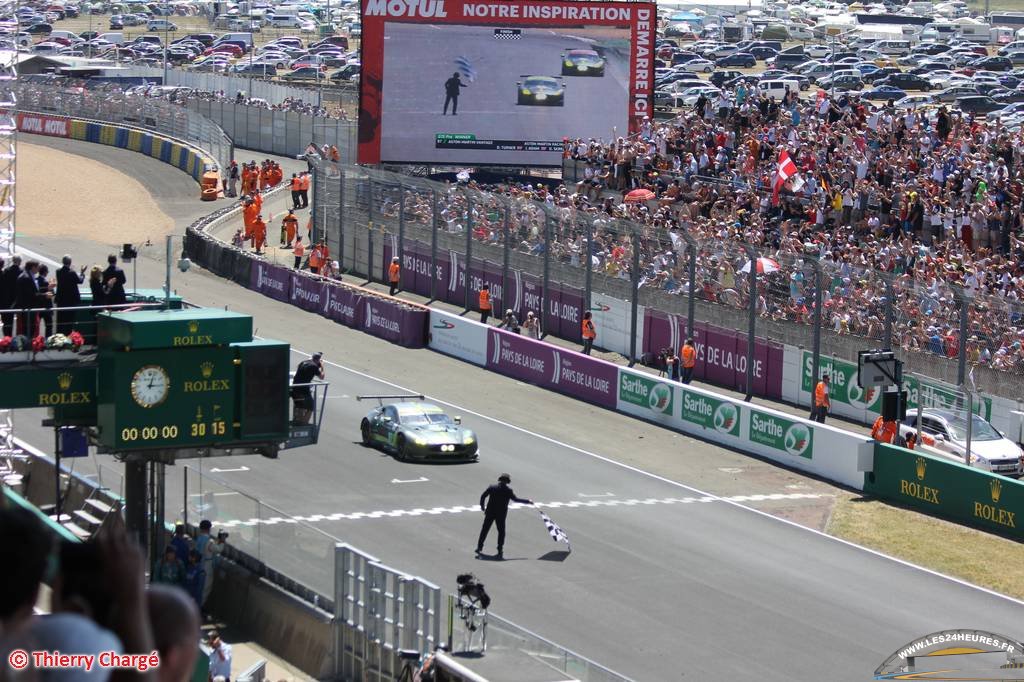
[561,49,605,76]
[516,75,565,106]
[359,399,479,462]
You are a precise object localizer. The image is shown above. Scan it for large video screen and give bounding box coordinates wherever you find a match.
[358,0,655,166]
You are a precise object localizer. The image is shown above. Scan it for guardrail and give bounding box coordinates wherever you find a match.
[15,82,231,173]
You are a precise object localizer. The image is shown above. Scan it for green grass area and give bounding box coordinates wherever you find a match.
[827,495,1024,601]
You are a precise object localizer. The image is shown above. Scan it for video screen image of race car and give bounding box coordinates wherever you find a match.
[379,23,631,166]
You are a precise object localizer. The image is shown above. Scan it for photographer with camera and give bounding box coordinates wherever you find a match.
[475,473,532,560]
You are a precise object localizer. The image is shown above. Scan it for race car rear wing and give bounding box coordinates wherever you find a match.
[356,394,426,406]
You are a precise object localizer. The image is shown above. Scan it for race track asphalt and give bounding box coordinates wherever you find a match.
[381,23,631,165]
[12,136,1024,682]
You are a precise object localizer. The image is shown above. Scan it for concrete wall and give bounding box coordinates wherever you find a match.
[206,559,335,679]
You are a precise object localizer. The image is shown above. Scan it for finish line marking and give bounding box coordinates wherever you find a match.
[213,492,829,528]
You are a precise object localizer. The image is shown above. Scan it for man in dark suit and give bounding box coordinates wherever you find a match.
[36,265,53,336]
[103,254,127,306]
[55,255,86,335]
[15,260,47,337]
[0,255,21,336]
[476,473,532,559]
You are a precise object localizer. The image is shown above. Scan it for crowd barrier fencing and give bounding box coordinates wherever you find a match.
[184,99,356,163]
[123,66,360,112]
[15,82,231,173]
[866,444,1024,540]
[311,162,1024,445]
[17,109,219,183]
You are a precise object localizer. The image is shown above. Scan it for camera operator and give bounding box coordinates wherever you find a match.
[475,473,532,560]
[664,349,680,381]
[291,352,324,425]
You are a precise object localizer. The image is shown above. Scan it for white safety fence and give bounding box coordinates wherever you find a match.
[334,543,442,682]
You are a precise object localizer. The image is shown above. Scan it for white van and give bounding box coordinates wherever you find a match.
[268,13,302,28]
[875,39,912,55]
[213,32,254,49]
[758,79,801,100]
[147,19,177,31]
[97,31,124,45]
[49,30,82,43]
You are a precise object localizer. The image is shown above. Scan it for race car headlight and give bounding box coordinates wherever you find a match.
[463,433,475,444]
[413,436,427,446]
[564,60,573,66]
[521,89,530,95]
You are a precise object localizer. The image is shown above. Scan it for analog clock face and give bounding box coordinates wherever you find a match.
[131,365,170,408]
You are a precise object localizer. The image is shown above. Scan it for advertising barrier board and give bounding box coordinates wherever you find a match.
[865,444,1024,540]
[486,327,617,408]
[428,309,488,366]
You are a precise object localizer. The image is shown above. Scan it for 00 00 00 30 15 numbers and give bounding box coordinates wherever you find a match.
[120,425,180,442]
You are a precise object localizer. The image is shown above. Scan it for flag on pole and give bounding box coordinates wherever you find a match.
[538,510,571,551]
[772,150,799,206]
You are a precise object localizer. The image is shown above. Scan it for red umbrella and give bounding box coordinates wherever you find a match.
[739,258,781,274]
[624,188,656,203]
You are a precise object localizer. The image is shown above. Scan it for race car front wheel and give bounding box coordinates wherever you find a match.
[396,434,408,461]
[360,419,371,446]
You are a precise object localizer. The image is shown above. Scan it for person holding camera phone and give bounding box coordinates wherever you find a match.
[476,473,532,560]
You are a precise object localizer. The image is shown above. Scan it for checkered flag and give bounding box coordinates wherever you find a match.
[538,510,571,551]
[454,56,477,83]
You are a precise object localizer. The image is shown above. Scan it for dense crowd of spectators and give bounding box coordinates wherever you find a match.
[378,88,1024,374]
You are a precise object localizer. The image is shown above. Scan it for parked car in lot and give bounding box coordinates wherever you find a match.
[899,409,1023,477]
[282,66,326,81]
[954,95,1004,114]
[716,52,756,68]
[680,58,715,73]
[709,69,744,88]
[147,19,177,31]
[862,85,906,100]
[876,73,933,91]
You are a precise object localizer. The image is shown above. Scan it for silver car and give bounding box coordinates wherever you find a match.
[900,409,1023,477]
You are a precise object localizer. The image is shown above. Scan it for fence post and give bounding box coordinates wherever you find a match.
[629,221,640,365]
[339,166,346,270]
[430,189,439,303]
[584,214,593,313]
[742,244,758,401]
[955,286,969,386]
[884,276,894,350]
[542,211,552,338]
[464,195,474,313]
[808,256,824,393]
[502,197,511,316]
[310,165,319,244]
[684,232,697,340]
[367,179,375,281]
[397,183,405,271]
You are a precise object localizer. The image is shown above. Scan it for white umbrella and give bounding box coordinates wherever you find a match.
[739,257,781,274]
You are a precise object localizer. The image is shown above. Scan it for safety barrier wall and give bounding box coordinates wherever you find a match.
[865,444,1024,540]
[17,110,218,183]
[184,222,429,349]
[428,308,873,490]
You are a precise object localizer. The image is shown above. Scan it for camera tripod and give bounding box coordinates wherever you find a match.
[455,594,488,652]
